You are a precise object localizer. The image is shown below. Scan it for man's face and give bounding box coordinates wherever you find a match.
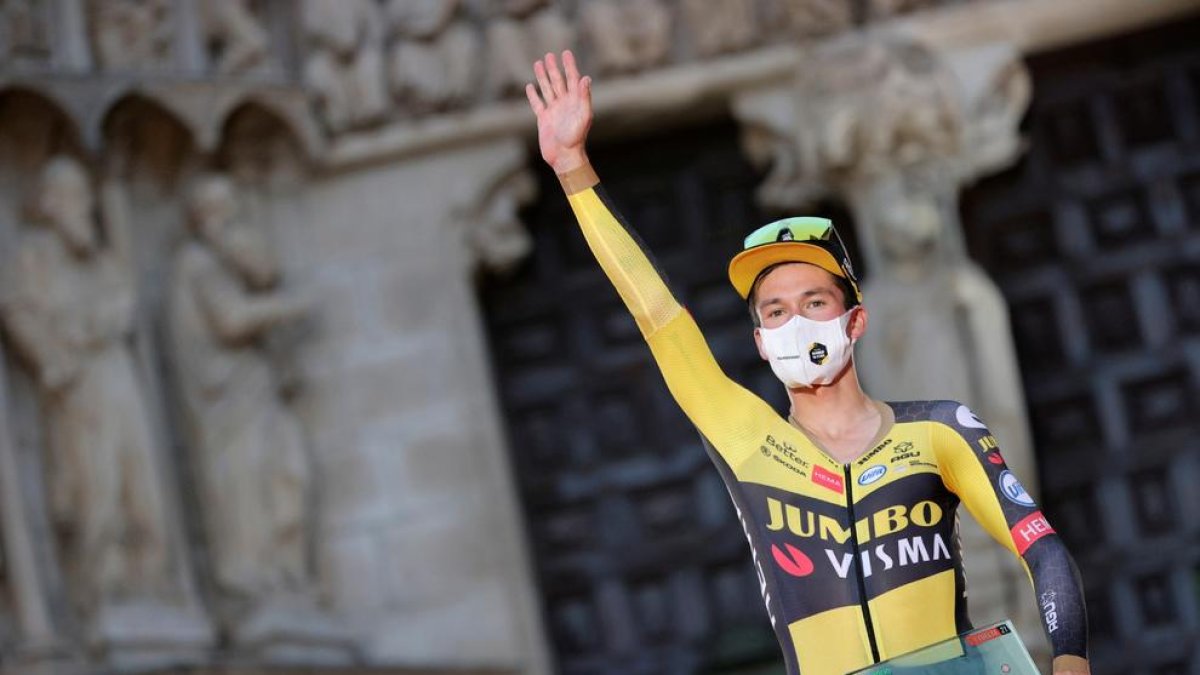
[752,263,847,329]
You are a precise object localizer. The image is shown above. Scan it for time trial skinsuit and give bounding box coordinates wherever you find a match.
[556,164,1088,675]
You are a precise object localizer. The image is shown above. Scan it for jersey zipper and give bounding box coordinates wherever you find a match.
[844,464,881,663]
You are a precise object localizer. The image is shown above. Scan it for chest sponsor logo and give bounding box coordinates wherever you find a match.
[857,465,886,486]
[825,532,952,579]
[771,543,814,577]
[890,440,918,463]
[999,470,1036,507]
[856,438,892,466]
[956,404,987,430]
[766,498,944,545]
[1011,511,1055,555]
[811,465,844,494]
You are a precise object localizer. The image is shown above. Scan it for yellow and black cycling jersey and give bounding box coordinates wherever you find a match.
[560,166,1088,675]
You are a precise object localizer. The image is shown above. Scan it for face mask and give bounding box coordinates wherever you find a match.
[758,309,856,389]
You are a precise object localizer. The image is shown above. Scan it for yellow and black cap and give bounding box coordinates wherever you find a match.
[727,216,862,304]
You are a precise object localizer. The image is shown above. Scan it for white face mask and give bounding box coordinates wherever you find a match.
[758,309,857,389]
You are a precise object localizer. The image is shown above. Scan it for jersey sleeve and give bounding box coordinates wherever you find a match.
[561,165,764,461]
[929,401,1088,662]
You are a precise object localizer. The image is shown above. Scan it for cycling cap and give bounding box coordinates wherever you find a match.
[727,216,862,303]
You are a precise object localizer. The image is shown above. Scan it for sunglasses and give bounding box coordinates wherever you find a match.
[742,217,859,284]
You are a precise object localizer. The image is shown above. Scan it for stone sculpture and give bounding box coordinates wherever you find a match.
[302,0,388,131]
[169,174,313,603]
[485,0,574,98]
[0,157,175,617]
[681,0,756,57]
[385,0,479,113]
[579,0,671,74]
[88,0,172,69]
[199,0,269,76]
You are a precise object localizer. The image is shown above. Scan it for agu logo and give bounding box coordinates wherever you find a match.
[999,471,1036,507]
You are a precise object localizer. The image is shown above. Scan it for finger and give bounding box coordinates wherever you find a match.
[581,76,593,105]
[563,49,581,92]
[534,59,555,103]
[525,83,545,114]
[546,52,568,98]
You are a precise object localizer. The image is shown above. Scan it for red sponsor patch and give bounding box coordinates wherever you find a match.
[965,623,1010,647]
[1010,511,1055,555]
[771,543,814,577]
[812,465,844,494]
[987,452,1004,465]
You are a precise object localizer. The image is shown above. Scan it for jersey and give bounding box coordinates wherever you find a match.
[559,166,1088,675]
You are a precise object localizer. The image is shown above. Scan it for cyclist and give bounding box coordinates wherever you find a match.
[525,50,1090,675]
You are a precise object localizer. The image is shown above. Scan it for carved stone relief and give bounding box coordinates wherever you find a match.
[579,0,671,75]
[87,0,173,70]
[681,0,757,57]
[198,0,269,76]
[0,0,52,65]
[484,1,574,98]
[302,0,388,131]
[386,0,479,114]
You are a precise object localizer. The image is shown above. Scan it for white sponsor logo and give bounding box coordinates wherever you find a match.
[999,470,1036,507]
[824,533,952,579]
[858,465,887,486]
[955,404,987,429]
[1040,591,1059,633]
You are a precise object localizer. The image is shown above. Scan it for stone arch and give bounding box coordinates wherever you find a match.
[100,93,198,186]
[215,98,315,185]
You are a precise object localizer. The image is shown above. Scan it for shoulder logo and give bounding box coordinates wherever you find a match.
[999,470,1036,507]
[857,465,886,486]
[955,404,987,430]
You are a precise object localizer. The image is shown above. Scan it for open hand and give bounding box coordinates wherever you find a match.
[526,50,593,174]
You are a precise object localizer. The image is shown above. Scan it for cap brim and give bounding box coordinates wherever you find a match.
[727,242,847,300]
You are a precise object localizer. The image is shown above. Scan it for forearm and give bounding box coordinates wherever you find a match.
[559,162,683,338]
[1025,538,1089,666]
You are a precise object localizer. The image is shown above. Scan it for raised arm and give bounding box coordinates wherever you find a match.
[931,401,1090,675]
[525,52,764,457]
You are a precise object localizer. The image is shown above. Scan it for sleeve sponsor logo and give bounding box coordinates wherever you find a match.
[999,470,1036,507]
[857,465,887,486]
[811,465,844,494]
[1040,591,1059,633]
[964,622,1011,647]
[955,404,987,430]
[1011,511,1055,555]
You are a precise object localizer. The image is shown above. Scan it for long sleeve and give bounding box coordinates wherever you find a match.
[561,166,769,464]
[930,400,1088,662]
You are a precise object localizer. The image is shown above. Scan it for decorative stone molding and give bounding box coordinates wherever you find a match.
[449,139,538,276]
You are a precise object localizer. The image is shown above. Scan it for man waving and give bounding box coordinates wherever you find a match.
[526,50,1090,675]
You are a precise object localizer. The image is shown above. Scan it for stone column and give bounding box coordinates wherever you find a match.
[733,34,1050,664]
[278,136,551,674]
[0,351,58,656]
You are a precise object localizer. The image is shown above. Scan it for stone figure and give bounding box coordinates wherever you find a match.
[302,0,388,131]
[681,0,756,57]
[485,0,574,98]
[579,0,671,75]
[199,0,269,75]
[777,0,852,36]
[168,175,313,605]
[88,0,172,69]
[0,0,51,63]
[0,157,175,616]
[385,0,479,113]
